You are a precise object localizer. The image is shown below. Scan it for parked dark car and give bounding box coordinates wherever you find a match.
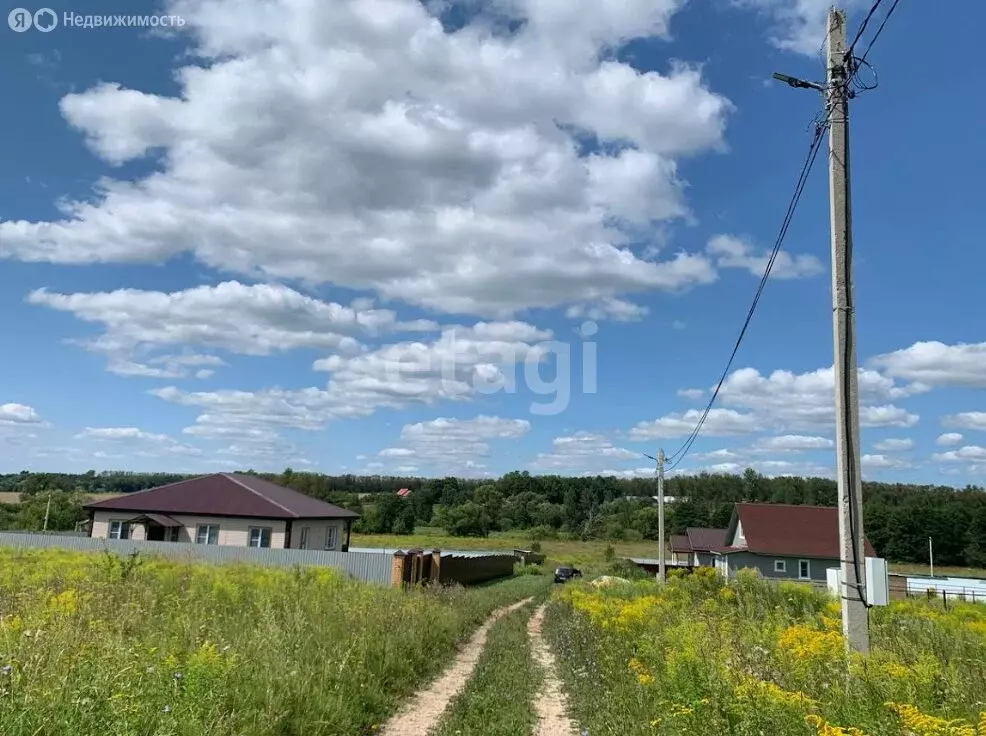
[554,566,583,583]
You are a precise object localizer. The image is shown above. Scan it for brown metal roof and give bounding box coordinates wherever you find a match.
[730,503,875,558]
[85,473,360,520]
[669,534,691,553]
[685,527,728,552]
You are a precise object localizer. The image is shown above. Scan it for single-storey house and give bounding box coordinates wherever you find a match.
[86,473,360,551]
[711,503,875,583]
[669,534,692,565]
[668,527,728,567]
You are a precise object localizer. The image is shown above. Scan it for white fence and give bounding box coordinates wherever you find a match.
[0,532,394,584]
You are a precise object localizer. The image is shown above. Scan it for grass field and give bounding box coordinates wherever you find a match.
[545,569,986,736]
[0,547,550,736]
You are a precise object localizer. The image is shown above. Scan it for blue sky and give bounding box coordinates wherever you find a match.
[1,0,984,483]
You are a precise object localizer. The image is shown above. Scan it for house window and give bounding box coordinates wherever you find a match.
[196,524,219,545]
[325,525,338,550]
[248,527,272,548]
[774,559,787,574]
[299,527,310,549]
[167,527,181,543]
[108,520,130,540]
[798,559,811,580]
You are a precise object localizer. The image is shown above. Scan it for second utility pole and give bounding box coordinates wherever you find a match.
[827,7,869,654]
[657,448,665,583]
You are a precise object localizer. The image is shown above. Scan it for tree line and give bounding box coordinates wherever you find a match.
[1,468,984,567]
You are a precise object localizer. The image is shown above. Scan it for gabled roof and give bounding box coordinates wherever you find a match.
[669,534,691,553]
[85,473,360,520]
[721,503,875,559]
[685,527,728,552]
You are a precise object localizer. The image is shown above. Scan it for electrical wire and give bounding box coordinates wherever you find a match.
[663,120,830,472]
[857,0,902,66]
[845,0,884,60]
[829,70,871,610]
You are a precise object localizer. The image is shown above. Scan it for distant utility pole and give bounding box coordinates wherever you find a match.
[643,449,667,583]
[774,7,869,653]
[929,537,935,578]
[43,491,52,532]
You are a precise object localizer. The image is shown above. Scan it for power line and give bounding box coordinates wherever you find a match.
[845,0,885,59]
[664,120,830,471]
[857,0,902,65]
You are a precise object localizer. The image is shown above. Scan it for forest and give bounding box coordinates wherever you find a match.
[1,468,984,567]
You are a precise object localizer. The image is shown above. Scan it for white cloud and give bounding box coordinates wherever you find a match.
[868,341,986,389]
[861,453,912,470]
[943,412,986,432]
[628,408,760,440]
[76,426,202,456]
[1,0,732,317]
[755,434,834,452]
[27,281,426,377]
[378,415,530,474]
[734,0,867,56]
[707,234,823,280]
[936,432,964,447]
[677,388,704,400]
[873,438,914,452]
[0,403,42,425]
[532,431,638,470]
[565,298,648,322]
[716,366,920,430]
[932,445,986,463]
[671,320,686,330]
[690,457,834,478]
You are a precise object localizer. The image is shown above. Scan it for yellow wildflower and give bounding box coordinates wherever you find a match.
[805,714,870,736]
[886,702,976,736]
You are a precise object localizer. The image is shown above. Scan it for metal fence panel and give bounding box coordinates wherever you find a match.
[0,532,393,584]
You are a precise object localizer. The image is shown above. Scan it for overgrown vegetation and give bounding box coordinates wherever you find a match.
[0,548,549,735]
[545,569,986,736]
[434,601,540,736]
[4,468,986,566]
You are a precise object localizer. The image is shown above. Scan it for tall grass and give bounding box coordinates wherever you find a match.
[0,548,549,735]
[545,568,986,736]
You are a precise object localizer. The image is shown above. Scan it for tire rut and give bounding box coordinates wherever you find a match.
[528,603,578,736]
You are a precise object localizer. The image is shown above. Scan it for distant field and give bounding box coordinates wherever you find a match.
[0,492,126,504]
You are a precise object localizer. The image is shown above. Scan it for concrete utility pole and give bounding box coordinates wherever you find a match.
[773,7,869,654]
[43,491,52,532]
[643,450,667,582]
[929,537,935,578]
[658,448,666,583]
[827,7,870,655]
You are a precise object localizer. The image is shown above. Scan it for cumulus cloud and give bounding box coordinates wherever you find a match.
[531,431,639,471]
[868,341,986,389]
[754,434,834,452]
[565,298,648,322]
[629,408,760,440]
[936,432,964,447]
[933,446,986,464]
[1,0,733,317]
[76,426,202,456]
[873,438,914,452]
[0,403,42,425]
[943,412,986,432]
[733,0,867,56]
[27,281,432,378]
[861,453,912,470]
[379,415,531,474]
[707,234,823,280]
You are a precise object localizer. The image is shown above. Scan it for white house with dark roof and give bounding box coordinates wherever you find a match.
[86,473,360,551]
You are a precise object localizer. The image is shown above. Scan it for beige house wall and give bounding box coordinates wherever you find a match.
[91,510,288,548]
[287,519,346,551]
